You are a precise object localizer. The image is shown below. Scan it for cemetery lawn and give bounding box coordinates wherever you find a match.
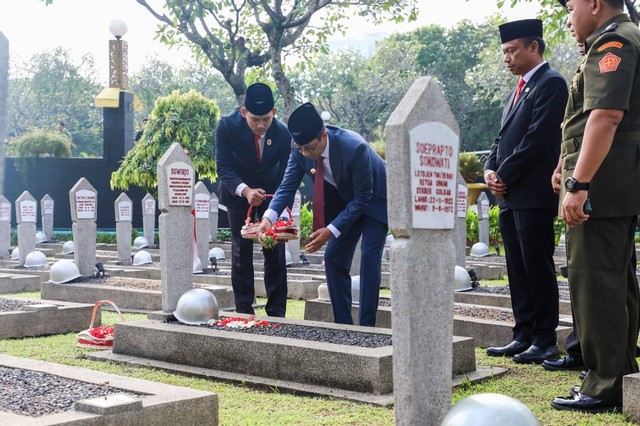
[0,293,635,425]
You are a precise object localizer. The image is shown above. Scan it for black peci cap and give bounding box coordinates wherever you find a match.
[287,102,324,146]
[244,83,274,115]
[558,0,566,6]
[499,19,543,44]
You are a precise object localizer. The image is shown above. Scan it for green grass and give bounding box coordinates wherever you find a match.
[1,292,637,425]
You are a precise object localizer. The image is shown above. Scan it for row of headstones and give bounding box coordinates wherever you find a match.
[0,193,54,261]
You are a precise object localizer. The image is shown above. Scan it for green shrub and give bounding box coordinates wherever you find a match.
[15,129,72,158]
[459,151,484,183]
[466,205,502,247]
[299,202,313,245]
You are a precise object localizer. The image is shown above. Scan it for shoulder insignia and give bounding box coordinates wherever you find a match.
[597,41,624,51]
[599,52,621,73]
[601,22,619,34]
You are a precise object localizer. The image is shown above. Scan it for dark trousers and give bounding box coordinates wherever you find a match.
[227,202,287,317]
[567,216,639,404]
[324,215,387,326]
[500,207,559,347]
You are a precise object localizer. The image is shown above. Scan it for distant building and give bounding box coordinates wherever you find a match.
[328,32,387,57]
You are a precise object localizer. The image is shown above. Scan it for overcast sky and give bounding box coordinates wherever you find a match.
[0,0,541,81]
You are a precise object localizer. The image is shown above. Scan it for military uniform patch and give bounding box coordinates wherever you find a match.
[599,52,621,73]
[597,41,624,51]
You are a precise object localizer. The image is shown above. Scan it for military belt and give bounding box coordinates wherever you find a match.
[562,131,640,154]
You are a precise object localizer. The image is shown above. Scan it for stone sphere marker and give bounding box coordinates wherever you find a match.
[157,143,195,313]
[385,76,459,425]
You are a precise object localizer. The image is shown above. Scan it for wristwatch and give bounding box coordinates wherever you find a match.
[564,177,590,192]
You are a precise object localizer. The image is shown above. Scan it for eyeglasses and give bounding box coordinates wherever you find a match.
[295,138,321,153]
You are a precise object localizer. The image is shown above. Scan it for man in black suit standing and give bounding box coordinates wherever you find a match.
[215,83,291,317]
[484,19,568,363]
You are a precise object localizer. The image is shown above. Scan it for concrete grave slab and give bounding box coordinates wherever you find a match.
[0,297,96,338]
[92,315,505,406]
[0,354,218,425]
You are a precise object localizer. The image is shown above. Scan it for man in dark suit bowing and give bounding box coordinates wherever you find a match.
[257,102,388,327]
[215,83,291,317]
[484,19,568,363]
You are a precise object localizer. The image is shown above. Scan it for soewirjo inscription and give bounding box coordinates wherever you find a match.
[43,199,54,215]
[456,184,468,219]
[292,192,301,217]
[209,198,219,213]
[144,199,155,215]
[166,161,194,206]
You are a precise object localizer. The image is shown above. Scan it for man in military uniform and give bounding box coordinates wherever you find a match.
[551,0,640,413]
[215,83,291,317]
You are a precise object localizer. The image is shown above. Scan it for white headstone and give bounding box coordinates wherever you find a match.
[194,182,210,271]
[477,192,490,247]
[114,192,133,265]
[15,191,37,267]
[0,196,10,259]
[158,143,195,312]
[286,190,302,264]
[209,192,219,243]
[0,33,7,201]
[385,77,459,425]
[40,194,54,241]
[454,177,468,267]
[69,178,98,276]
[142,193,156,247]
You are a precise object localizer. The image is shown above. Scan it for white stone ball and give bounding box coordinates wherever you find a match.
[441,393,539,426]
[35,231,47,243]
[320,111,331,121]
[62,240,75,254]
[10,247,19,260]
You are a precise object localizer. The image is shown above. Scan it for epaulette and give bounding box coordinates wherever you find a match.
[601,22,619,35]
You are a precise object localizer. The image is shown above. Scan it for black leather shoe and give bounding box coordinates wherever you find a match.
[486,340,530,357]
[579,369,588,380]
[551,393,621,413]
[513,344,560,364]
[542,355,585,371]
[569,385,581,396]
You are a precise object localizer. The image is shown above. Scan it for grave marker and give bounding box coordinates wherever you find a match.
[455,175,468,267]
[385,77,459,425]
[142,193,156,247]
[0,32,7,199]
[209,192,219,243]
[158,143,195,312]
[477,192,490,247]
[69,178,97,276]
[41,194,54,241]
[0,196,10,259]
[286,190,302,263]
[114,193,133,265]
[15,191,37,267]
[194,182,210,270]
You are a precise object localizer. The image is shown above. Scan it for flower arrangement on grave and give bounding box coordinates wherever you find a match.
[240,195,298,249]
[208,315,280,329]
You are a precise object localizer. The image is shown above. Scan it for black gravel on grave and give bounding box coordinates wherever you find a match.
[0,367,141,417]
[472,282,571,301]
[0,297,40,312]
[167,319,392,348]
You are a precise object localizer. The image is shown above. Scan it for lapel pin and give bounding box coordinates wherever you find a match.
[524,87,531,93]
[266,139,272,146]
[310,168,316,175]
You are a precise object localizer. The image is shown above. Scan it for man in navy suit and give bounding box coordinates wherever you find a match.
[215,83,291,317]
[257,102,388,326]
[483,19,568,363]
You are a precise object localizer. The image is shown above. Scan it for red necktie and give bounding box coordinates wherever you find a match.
[513,77,526,105]
[254,134,261,162]
[312,158,325,231]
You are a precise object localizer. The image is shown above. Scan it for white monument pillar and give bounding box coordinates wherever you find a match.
[15,191,37,267]
[41,194,54,241]
[385,77,459,425]
[209,192,219,243]
[142,193,156,247]
[158,143,195,312]
[114,192,133,265]
[194,181,211,271]
[0,196,11,259]
[69,178,98,276]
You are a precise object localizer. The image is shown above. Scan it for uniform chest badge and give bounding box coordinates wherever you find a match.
[310,168,316,175]
[599,52,621,73]
[266,139,272,146]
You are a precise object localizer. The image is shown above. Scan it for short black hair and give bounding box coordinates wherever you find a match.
[604,0,624,9]
[522,36,546,55]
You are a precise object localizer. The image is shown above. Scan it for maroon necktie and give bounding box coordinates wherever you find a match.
[254,134,261,162]
[513,77,526,105]
[312,158,325,231]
